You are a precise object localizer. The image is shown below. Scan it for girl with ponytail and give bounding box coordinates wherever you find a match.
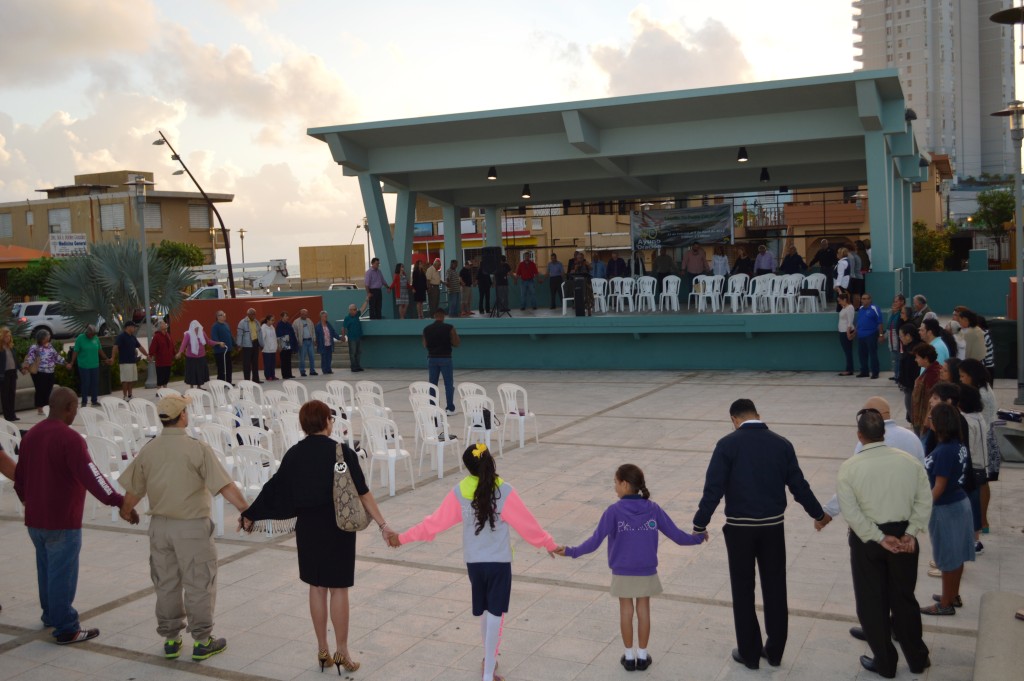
[555,464,705,673]
[392,444,557,681]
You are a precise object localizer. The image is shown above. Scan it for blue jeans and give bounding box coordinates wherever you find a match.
[448,291,461,317]
[891,350,901,380]
[78,367,99,405]
[299,339,315,374]
[28,527,82,637]
[858,336,879,377]
[427,357,455,411]
[519,279,537,309]
[319,345,334,374]
[348,339,362,371]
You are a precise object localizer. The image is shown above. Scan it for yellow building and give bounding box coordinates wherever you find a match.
[0,170,233,263]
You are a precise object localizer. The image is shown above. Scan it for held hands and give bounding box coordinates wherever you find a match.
[118,504,139,525]
[692,530,709,543]
[814,513,832,532]
[237,516,254,533]
[385,530,401,548]
[551,546,566,557]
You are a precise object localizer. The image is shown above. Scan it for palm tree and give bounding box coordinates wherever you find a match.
[46,240,196,334]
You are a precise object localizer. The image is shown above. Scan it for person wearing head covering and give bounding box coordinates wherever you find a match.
[119,395,249,662]
[177,320,221,388]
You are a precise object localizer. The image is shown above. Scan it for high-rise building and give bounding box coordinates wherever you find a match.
[854,0,1015,179]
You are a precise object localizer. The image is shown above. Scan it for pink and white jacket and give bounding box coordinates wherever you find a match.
[399,476,556,563]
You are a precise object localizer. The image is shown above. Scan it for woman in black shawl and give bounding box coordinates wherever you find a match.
[242,400,392,674]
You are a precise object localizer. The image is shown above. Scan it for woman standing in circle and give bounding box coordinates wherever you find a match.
[177,320,219,388]
[0,327,20,420]
[21,329,63,414]
[242,401,391,674]
[412,261,428,319]
[149,320,175,388]
[259,315,278,381]
[836,292,856,376]
[392,263,409,320]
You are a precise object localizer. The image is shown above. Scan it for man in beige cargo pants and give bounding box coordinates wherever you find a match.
[119,395,251,662]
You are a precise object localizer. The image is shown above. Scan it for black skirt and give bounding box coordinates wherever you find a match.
[184,356,210,386]
[296,503,357,588]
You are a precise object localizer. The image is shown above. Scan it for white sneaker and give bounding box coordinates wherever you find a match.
[446,408,456,415]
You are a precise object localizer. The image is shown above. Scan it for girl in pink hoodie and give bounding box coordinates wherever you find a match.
[392,444,556,681]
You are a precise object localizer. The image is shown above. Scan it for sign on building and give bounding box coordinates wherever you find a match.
[49,233,88,257]
[630,205,733,250]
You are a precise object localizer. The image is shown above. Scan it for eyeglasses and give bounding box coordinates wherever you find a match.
[329,416,336,423]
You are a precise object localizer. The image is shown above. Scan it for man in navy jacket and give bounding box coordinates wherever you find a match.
[693,399,825,670]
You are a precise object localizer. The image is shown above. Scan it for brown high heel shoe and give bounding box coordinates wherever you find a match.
[333,651,360,674]
[317,648,330,672]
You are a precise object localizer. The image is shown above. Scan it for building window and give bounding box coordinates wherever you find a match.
[48,208,71,234]
[99,203,126,231]
[144,202,162,230]
[25,211,33,227]
[188,204,211,230]
[0,213,11,239]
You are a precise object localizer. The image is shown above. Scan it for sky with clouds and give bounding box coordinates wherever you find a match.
[0,0,862,269]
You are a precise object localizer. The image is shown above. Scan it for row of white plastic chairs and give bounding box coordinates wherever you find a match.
[561,276,682,315]
[688,272,829,314]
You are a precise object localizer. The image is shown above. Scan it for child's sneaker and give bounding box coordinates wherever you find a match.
[192,637,226,661]
[164,638,183,659]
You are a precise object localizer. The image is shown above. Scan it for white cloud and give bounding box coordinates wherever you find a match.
[0,0,157,86]
[591,9,753,96]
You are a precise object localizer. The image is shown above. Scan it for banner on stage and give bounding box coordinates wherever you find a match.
[630,205,732,250]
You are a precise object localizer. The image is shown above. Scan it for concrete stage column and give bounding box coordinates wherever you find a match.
[442,204,464,266]
[358,173,397,319]
[484,207,502,250]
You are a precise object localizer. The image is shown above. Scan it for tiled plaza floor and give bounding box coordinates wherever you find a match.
[1,368,1021,680]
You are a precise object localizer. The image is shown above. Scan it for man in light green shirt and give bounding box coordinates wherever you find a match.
[836,409,932,679]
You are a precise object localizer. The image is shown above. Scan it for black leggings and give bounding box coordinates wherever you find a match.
[31,372,55,408]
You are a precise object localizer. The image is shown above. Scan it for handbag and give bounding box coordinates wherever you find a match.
[333,443,370,532]
[28,350,41,375]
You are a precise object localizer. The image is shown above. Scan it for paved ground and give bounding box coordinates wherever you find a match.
[1,368,1022,681]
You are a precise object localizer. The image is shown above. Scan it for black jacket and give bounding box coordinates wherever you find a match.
[693,423,824,531]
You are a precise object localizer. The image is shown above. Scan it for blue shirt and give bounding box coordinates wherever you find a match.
[547,261,564,277]
[115,331,141,364]
[925,440,968,506]
[592,260,607,279]
[341,314,363,342]
[855,304,882,339]
[211,321,233,354]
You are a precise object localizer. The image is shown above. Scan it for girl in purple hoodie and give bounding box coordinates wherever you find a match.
[556,464,705,672]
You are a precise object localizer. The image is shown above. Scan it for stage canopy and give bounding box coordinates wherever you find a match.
[310,69,926,286]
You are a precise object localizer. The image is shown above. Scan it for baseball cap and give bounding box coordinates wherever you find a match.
[157,395,190,420]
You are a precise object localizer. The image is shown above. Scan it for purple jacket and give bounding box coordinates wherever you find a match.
[564,496,700,576]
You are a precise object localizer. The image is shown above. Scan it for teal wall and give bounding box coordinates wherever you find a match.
[897,271,1010,318]
[354,313,879,371]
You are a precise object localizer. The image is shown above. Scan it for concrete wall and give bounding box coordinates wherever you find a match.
[274,289,365,323]
[897,270,1010,318]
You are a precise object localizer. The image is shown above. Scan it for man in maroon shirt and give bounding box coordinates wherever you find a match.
[514,252,540,310]
[14,387,136,644]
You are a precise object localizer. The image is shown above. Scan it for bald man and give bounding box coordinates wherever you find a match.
[15,387,137,644]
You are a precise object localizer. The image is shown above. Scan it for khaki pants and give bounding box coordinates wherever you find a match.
[148,516,218,642]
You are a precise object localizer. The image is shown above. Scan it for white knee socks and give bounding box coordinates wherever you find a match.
[482,612,503,681]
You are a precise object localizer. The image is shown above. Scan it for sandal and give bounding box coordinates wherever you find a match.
[333,651,360,673]
[932,594,962,608]
[920,603,956,616]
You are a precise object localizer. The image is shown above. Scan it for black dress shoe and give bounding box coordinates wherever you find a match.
[760,649,780,667]
[856,373,870,378]
[731,648,758,670]
[635,654,651,671]
[908,657,931,674]
[850,626,866,641]
[859,655,895,679]
[620,655,636,672]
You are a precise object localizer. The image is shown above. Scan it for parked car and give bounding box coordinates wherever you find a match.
[328,283,359,291]
[12,301,108,338]
[187,285,254,300]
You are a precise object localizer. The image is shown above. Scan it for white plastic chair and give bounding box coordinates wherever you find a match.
[97,420,135,463]
[696,275,726,313]
[263,389,288,407]
[273,399,301,419]
[590,277,609,313]
[457,382,487,401]
[771,274,803,314]
[77,406,108,437]
[129,398,162,438]
[281,379,308,406]
[635,276,657,312]
[355,391,392,418]
[658,275,681,312]
[235,398,266,430]
[355,380,385,401]
[326,380,356,418]
[745,274,775,313]
[197,423,235,472]
[235,425,272,449]
[155,388,182,400]
[236,380,265,406]
[723,274,749,313]
[413,405,460,479]
[213,409,240,430]
[85,435,124,521]
[274,412,303,450]
[0,431,19,516]
[232,444,275,496]
[409,381,439,406]
[329,415,356,453]
[97,395,131,423]
[363,417,415,497]
[462,394,498,455]
[204,380,236,410]
[804,272,828,309]
[184,389,216,425]
[687,275,709,310]
[614,277,636,312]
[560,281,573,316]
[497,383,539,451]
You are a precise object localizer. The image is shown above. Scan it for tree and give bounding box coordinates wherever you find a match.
[912,220,950,271]
[0,288,31,337]
[972,188,1014,239]
[6,258,59,300]
[156,239,206,268]
[46,240,197,334]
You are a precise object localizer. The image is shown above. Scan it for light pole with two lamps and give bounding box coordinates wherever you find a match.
[991,101,1024,404]
[152,131,237,298]
[124,177,158,389]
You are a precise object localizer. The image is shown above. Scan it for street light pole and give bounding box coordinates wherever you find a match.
[125,177,158,389]
[993,101,1024,404]
[238,228,246,265]
[153,131,236,298]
